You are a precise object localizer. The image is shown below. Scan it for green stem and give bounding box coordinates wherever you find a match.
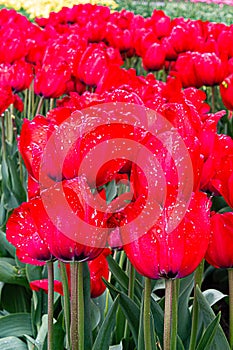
[47,261,54,350]
[77,263,84,350]
[27,85,32,119]
[119,250,125,269]
[164,279,173,350]
[23,88,28,117]
[70,262,78,350]
[50,98,54,110]
[1,117,6,156]
[228,269,233,349]
[104,250,116,317]
[211,85,215,113]
[124,260,135,338]
[171,279,180,350]
[189,260,205,350]
[36,96,44,115]
[144,278,152,350]
[60,262,71,349]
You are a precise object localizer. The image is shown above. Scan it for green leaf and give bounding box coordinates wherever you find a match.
[196,286,230,350]
[196,313,221,350]
[104,280,140,346]
[0,336,28,349]
[203,289,227,307]
[92,296,119,350]
[107,255,142,301]
[34,314,48,350]
[0,261,28,287]
[178,274,193,346]
[150,295,164,346]
[0,313,33,338]
[1,284,31,313]
[90,300,101,331]
[52,312,65,350]
[109,343,123,350]
[0,229,16,257]
[106,181,117,204]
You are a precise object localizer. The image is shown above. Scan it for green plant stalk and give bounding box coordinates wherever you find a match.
[189,259,205,350]
[144,277,152,350]
[70,262,78,350]
[47,261,54,350]
[228,268,233,349]
[171,279,180,350]
[27,84,32,119]
[124,260,135,338]
[164,279,173,350]
[211,85,215,113]
[36,96,44,115]
[104,250,117,317]
[60,262,71,349]
[77,262,84,350]
[1,116,6,156]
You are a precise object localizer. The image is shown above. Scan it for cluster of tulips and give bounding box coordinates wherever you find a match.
[1,3,233,350]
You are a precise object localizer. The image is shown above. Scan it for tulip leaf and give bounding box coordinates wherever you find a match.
[1,284,31,313]
[0,260,28,287]
[178,274,193,346]
[196,312,221,350]
[202,289,227,307]
[138,292,157,350]
[107,255,142,301]
[196,286,230,350]
[0,313,33,337]
[0,229,16,257]
[109,343,123,349]
[104,279,140,346]
[150,295,164,346]
[0,336,28,349]
[92,296,119,350]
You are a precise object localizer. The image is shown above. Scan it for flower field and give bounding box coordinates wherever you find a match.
[0,1,233,350]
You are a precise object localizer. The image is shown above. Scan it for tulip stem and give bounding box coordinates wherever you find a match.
[77,262,84,350]
[1,117,6,156]
[60,262,71,349]
[36,96,44,115]
[124,260,135,338]
[228,268,233,348]
[189,259,205,350]
[47,261,54,350]
[70,262,78,350]
[164,279,172,350]
[171,279,180,350]
[144,277,152,350]
[211,85,215,113]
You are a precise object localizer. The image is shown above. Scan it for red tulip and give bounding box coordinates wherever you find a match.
[0,84,14,115]
[220,74,233,111]
[9,59,34,92]
[6,201,52,263]
[74,44,110,87]
[123,191,211,279]
[6,176,108,262]
[34,61,72,98]
[142,43,166,71]
[205,212,233,269]
[30,248,111,298]
[194,52,228,86]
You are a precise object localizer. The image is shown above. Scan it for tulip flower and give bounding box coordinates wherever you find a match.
[205,212,233,269]
[6,176,108,262]
[220,74,233,111]
[123,191,211,279]
[30,248,111,298]
[0,84,14,115]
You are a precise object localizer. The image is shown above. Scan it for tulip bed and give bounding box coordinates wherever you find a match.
[1,2,233,350]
